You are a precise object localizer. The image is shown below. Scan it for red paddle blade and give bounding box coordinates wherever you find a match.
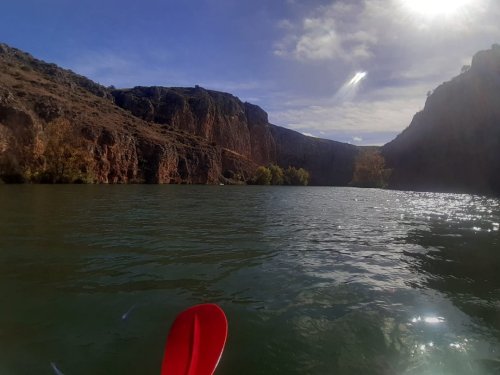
[161,304,228,375]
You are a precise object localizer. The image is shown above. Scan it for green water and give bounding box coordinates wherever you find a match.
[1,185,500,374]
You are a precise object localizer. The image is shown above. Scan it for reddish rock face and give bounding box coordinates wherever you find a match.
[244,102,277,166]
[5,42,500,192]
[112,87,359,186]
[111,86,281,166]
[0,42,358,185]
[0,43,254,184]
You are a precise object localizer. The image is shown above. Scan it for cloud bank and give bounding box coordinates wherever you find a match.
[270,0,500,145]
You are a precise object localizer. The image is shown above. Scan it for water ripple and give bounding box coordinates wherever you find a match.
[1,186,500,374]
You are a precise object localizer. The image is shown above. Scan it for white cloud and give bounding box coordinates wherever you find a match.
[272,96,422,134]
[294,17,343,61]
[277,19,294,30]
[266,0,500,144]
[268,82,429,145]
[275,0,497,64]
[301,132,316,137]
[275,1,379,62]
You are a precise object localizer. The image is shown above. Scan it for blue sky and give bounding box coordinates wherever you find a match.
[2,0,499,145]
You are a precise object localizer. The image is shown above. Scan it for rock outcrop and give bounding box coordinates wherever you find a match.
[0,42,359,185]
[383,44,500,195]
[112,86,254,159]
[5,41,500,192]
[112,86,358,185]
[0,43,255,184]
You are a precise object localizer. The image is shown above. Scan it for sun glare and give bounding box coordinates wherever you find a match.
[401,0,471,17]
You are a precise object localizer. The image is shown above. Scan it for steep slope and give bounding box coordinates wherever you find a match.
[383,45,500,195]
[111,86,276,164]
[112,87,359,185]
[0,42,358,185]
[0,43,257,183]
[270,126,357,186]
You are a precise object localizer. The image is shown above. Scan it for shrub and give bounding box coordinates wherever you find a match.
[269,164,284,185]
[253,166,272,185]
[251,164,310,186]
[284,166,310,186]
[350,149,391,188]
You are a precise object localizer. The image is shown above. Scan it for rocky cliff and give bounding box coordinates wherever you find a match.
[270,126,357,185]
[0,43,358,185]
[112,87,358,185]
[5,42,500,192]
[111,86,275,164]
[0,44,257,184]
[383,45,500,195]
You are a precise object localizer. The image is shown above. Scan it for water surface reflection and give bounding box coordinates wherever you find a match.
[1,186,499,374]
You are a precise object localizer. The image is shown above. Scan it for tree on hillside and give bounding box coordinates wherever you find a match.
[350,150,391,188]
[251,164,310,186]
[253,166,272,185]
[284,166,310,186]
[269,164,284,185]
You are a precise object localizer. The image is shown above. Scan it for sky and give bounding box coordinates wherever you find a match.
[1,0,499,145]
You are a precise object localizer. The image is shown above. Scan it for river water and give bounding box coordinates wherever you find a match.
[0,186,499,374]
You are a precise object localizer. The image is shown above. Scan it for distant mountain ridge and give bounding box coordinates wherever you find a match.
[383,44,500,195]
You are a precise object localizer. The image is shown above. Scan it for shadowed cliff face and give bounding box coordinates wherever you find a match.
[270,126,358,186]
[112,87,359,185]
[383,45,500,195]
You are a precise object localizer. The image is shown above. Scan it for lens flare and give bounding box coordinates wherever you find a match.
[349,72,367,86]
[333,71,368,103]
